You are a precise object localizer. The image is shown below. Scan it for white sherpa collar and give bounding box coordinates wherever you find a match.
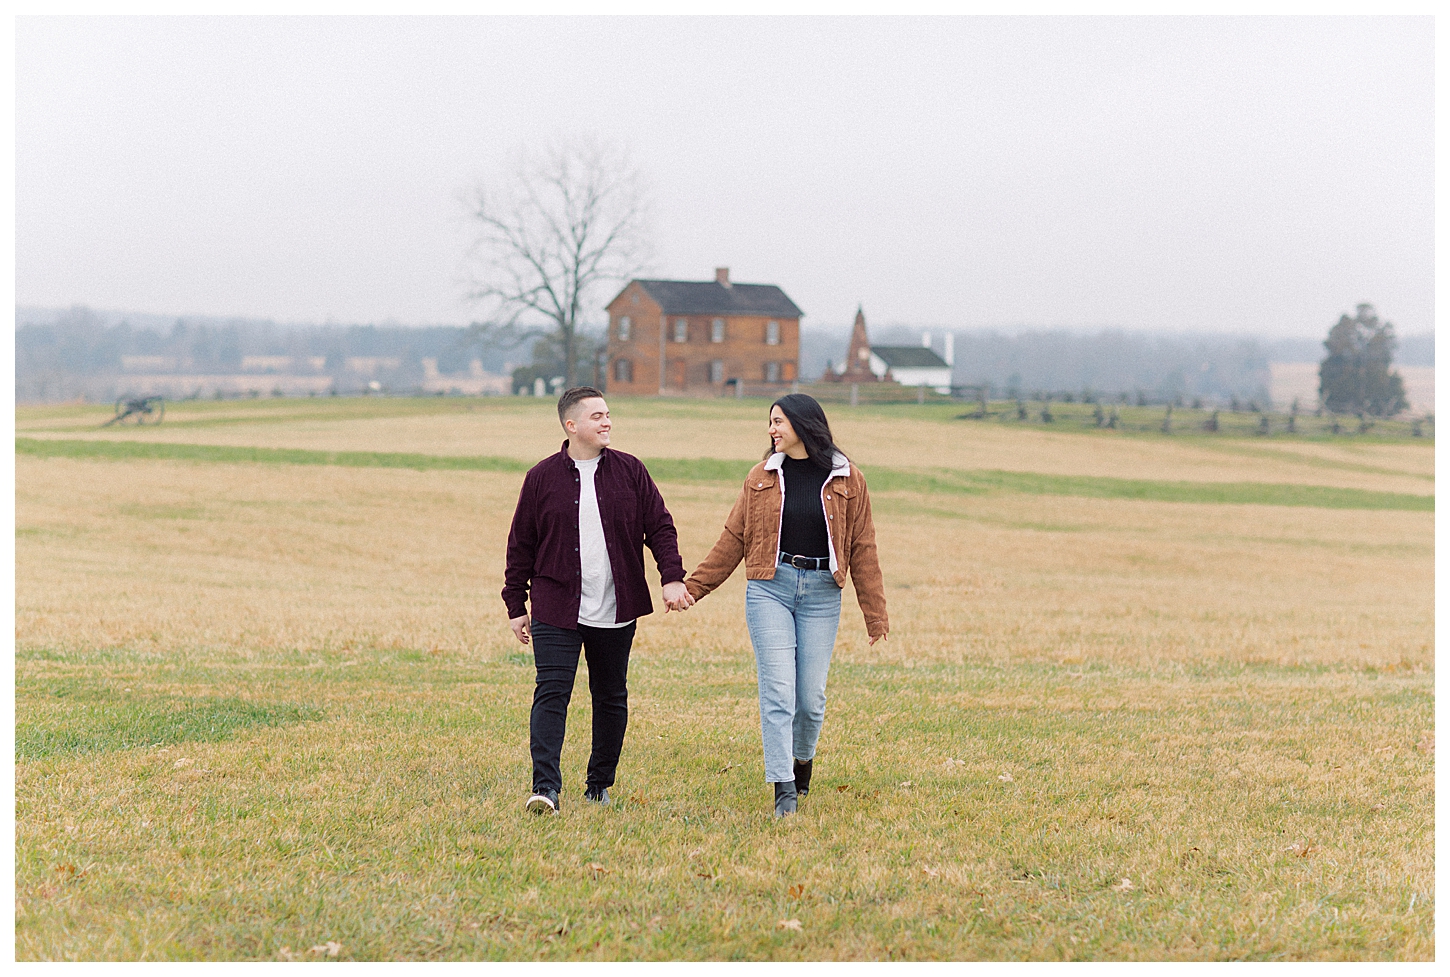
[764,451,850,478]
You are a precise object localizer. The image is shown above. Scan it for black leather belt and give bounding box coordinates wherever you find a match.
[780,551,829,570]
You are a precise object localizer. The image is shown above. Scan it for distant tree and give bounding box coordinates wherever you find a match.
[1319,304,1407,417]
[462,137,652,388]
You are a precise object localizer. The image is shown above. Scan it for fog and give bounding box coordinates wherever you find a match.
[16,16,1433,338]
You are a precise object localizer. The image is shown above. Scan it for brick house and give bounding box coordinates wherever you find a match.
[604,268,802,395]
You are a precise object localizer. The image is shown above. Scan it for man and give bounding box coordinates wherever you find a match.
[503,386,693,814]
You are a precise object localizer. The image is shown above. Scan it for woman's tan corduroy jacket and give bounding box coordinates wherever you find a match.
[683,451,889,639]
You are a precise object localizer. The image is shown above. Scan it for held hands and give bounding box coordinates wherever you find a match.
[662,581,695,612]
[509,614,531,645]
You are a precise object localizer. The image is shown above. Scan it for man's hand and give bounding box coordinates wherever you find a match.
[509,615,531,645]
[662,581,693,612]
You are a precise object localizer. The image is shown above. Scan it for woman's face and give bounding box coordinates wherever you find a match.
[769,406,803,456]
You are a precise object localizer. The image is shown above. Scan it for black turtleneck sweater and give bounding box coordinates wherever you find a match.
[778,455,830,558]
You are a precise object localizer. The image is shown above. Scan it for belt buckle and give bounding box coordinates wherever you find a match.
[791,554,812,569]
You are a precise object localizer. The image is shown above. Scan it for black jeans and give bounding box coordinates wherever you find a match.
[529,619,636,795]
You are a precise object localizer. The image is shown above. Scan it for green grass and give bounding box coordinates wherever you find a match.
[14,437,531,474]
[17,393,1433,443]
[15,647,1433,960]
[15,677,322,759]
[16,437,1432,512]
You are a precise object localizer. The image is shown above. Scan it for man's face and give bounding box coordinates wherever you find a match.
[565,397,611,450]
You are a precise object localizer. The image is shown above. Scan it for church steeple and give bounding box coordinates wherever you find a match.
[839,305,877,380]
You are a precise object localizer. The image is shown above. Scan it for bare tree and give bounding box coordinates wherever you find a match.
[462,138,651,388]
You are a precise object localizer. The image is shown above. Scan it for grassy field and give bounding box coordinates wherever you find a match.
[14,396,1434,960]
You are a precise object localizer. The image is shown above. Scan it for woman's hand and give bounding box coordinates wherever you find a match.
[869,633,885,647]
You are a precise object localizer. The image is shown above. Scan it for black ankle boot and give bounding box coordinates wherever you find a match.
[773,781,797,818]
[793,758,813,797]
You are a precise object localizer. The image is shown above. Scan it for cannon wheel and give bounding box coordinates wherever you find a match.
[138,398,165,425]
[114,396,132,422]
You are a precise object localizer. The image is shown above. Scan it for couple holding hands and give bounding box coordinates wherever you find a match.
[503,386,888,819]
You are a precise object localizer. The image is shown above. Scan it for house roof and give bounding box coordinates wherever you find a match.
[871,346,950,369]
[631,279,803,318]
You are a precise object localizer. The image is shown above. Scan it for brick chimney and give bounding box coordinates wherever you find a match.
[715,267,730,287]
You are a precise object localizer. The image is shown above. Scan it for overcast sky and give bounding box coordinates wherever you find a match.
[15,16,1434,337]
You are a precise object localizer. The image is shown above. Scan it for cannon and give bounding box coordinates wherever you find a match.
[103,396,165,427]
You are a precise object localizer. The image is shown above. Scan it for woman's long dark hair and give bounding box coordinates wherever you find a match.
[767,394,844,472]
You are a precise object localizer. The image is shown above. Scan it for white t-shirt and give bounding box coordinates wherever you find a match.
[575,455,631,628]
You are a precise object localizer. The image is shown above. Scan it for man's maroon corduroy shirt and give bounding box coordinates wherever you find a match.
[502,442,686,629]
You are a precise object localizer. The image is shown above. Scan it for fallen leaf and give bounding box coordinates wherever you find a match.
[630,791,648,806]
[173,757,193,769]
[922,866,940,879]
[998,773,1014,783]
[777,918,803,931]
[1112,877,1134,892]
[54,863,77,878]
[688,848,704,859]
[835,784,851,793]
[308,941,342,957]
[696,871,716,880]
[588,863,610,878]
[1285,842,1315,858]
[787,883,806,898]
[719,762,739,773]
[899,780,913,788]
[1371,803,1386,811]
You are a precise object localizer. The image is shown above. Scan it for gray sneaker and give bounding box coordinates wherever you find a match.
[584,786,611,806]
[526,788,559,815]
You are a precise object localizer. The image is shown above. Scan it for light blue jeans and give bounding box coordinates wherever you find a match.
[745,565,843,784]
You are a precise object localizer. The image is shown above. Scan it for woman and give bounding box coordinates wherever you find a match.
[684,394,888,818]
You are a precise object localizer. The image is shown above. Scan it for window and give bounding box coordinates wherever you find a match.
[764,361,781,383]
[711,318,725,343]
[765,320,780,345]
[710,360,724,383]
[673,319,688,343]
[614,359,633,383]
[617,316,631,342]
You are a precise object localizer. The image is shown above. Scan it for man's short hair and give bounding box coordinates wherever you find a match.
[557,386,606,426]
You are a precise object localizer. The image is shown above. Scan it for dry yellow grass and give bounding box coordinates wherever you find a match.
[18,396,1434,495]
[14,400,1434,960]
[15,458,1432,673]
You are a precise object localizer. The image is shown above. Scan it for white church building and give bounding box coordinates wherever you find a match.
[866,332,954,393]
